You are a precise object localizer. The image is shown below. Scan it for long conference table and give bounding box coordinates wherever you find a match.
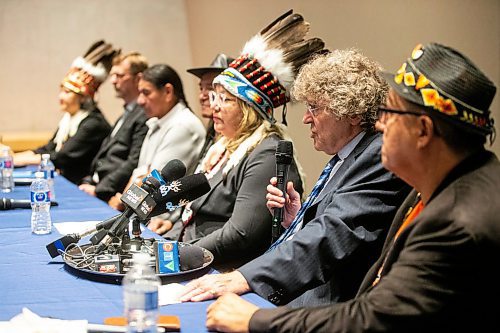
[0,171,273,332]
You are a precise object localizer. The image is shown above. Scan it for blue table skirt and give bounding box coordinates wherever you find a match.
[0,170,273,331]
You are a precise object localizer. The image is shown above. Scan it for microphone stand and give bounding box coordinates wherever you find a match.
[121,217,151,255]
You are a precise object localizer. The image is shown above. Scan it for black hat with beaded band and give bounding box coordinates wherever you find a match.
[213,9,328,124]
[61,40,121,98]
[187,54,235,79]
[382,43,496,137]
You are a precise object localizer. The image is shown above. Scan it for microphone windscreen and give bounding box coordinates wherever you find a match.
[276,140,293,165]
[178,245,205,271]
[145,177,161,190]
[0,198,11,210]
[150,173,211,217]
[46,234,79,258]
[161,159,187,182]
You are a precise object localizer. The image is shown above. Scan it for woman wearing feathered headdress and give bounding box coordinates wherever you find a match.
[14,40,119,184]
[149,10,326,269]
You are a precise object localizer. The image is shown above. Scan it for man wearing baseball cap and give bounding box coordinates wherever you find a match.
[205,43,500,332]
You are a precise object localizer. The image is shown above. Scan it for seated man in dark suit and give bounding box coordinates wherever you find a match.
[79,52,149,202]
[206,43,500,332]
[180,50,411,307]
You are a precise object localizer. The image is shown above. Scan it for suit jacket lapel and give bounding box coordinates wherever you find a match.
[356,190,419,294]
[189,168,225,212]
[98,103,140,156]
[98,119,120,154]
[312,132,378,205]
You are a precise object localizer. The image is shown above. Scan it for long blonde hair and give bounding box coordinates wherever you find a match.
[225,100,285,154]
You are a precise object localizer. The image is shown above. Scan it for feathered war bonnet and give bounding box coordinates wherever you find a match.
[61,40,121,98]
[213,10,327,124]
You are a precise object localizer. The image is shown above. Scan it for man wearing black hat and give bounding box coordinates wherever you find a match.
[188,53,234,160]
[205,43,500,332]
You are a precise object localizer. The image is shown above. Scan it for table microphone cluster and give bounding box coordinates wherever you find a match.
[45,159,211,275]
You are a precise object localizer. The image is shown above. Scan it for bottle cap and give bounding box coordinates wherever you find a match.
[34,171,45,179]
[42,154,50,160]
[132,252,151,265]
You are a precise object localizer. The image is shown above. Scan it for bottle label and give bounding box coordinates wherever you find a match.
[144,291,159,311]
[0,160,11,168]
[124,290,159,311]
[31,191,50,203]
[44,170,55,179]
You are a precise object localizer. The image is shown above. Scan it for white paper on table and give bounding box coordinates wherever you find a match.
[159,283,187,306]
[0,307,87,333]
[53,221,100,235]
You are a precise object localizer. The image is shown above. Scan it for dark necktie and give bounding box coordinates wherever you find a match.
[268,154,340,251]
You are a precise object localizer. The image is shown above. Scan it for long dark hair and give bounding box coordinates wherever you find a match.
[141,64,190,109]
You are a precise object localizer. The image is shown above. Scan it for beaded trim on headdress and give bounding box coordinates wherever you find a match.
[216,67,275,122]
[213,10,327,123]
[390,43,495,135]
[61,40,120,98]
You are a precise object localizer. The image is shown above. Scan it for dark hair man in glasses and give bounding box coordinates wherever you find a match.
[206,43,500,333]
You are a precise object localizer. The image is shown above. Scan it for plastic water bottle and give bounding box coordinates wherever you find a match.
[123,252,160,333]
[30,171,52,235]
[39,153,56,200]
[0,146,14,193]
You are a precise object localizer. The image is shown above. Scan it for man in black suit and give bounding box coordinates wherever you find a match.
[180,49,411,307]
[205,43,500,332]
[79,52,149,202]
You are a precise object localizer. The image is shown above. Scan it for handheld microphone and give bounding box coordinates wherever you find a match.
[1,198,58,210]
[122,242,205,273]
[147,173,211,219]
[178,245,205,271]
[161,159,187,182]
[144,159,186,186]
[46,174,163,258]
[94,177,162,254]
[45,160,191,257]
[88,159,185,253]
[153,241,205,273]
[106,173,209,255]
[272,140,293,243]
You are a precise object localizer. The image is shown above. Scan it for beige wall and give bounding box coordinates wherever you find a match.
[0,0,498,191]
[186,0,500,189]
[0,0,195,130]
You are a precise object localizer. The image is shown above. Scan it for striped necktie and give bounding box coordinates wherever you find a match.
[268,154,340,251]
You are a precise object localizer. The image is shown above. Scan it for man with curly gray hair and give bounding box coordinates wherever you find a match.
[180,49,410,310]
[293,49,386,133]
[205,42,500,333]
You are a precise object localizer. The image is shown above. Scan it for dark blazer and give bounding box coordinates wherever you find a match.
[249,151,500,332]
[166,135,303,269]
[34,108,111,184]
[239,132,411,307]
[198,119,216,162]
[81,103,148,201]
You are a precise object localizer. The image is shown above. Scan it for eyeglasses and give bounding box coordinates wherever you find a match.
[305,104,323,117]
[208,91,237,108]
[377,107,423,124]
